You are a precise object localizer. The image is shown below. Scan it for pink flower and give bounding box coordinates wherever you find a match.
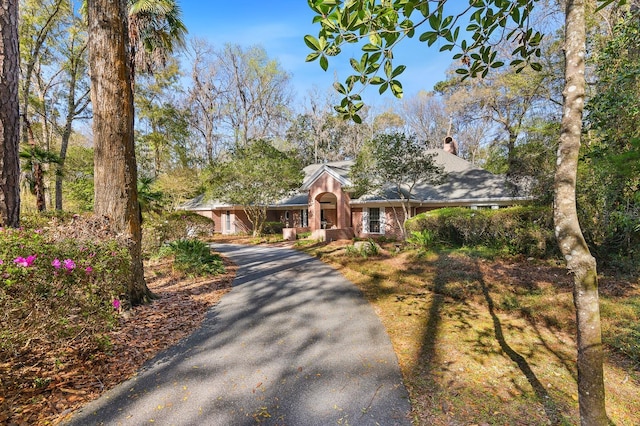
[0,259,3,265]
[63,259,76,271]
[34,229,42,234]
[14,255,36,267]
[112,298,121,311]
[52,258,61,269]
[85,266,93,274]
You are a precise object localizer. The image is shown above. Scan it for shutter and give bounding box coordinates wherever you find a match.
[379,207,386,235]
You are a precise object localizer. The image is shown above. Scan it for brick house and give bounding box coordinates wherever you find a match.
[181,147,529,241]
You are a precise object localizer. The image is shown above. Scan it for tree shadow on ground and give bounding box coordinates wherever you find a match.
[411,253,572,425]
[65,243,411,426]
[473,258,567,425]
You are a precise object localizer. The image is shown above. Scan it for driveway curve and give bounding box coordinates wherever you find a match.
[66,243,411,425]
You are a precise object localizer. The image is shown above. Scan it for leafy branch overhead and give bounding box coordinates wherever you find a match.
[304,0,548,121]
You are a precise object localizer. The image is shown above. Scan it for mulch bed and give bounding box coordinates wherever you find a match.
[0,257,236,426]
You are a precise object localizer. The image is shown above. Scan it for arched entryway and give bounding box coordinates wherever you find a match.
[316,192,338,229]
[307,172,354,240]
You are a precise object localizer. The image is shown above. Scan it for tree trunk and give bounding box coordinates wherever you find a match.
[55,63,80,211]
[56,34,90,211]
[23,117,46,212]
[87,0,152,305]
[55,116,73,211]
[20,0,64,147]
[33,163,46,212]
[555,1,607,424]
[0,0,21,228]
[55,104,74,210]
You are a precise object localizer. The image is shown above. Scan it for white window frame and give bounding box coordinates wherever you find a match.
[224,210,233,234]
[300,209,308,227]
[362,206,385,234]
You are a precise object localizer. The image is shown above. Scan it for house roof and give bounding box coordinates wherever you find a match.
[179,194,229,211]
[351,150,525,205]
[300,161,353,191]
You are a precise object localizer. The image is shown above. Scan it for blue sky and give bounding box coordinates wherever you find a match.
[179,1,454,109]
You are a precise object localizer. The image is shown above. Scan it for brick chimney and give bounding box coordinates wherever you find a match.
[443,136,458,156]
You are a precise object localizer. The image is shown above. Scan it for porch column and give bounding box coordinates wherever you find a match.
[309,195,321,232]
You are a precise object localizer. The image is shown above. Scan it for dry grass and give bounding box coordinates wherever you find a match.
[302,242,640,426]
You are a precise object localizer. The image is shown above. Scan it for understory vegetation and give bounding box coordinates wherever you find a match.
[405,206,556,258]
[0,211,226,424]
[159,238,225,276]
[141,211,216,256]
[405,205,638,275]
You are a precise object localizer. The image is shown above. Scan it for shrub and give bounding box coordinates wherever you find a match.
[160,238,225,276]
[142,211,215,257]
[0,219,129,357]
[263,221,285,235]
[345,240,380,258]
[405,206,557,257]
[297,231,312,239]
[407,229,434,248]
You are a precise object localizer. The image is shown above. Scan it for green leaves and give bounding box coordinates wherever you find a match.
[306,0,550,121]
[304,34,322,51]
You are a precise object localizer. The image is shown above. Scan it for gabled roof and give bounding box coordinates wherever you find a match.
[300,161,353,191]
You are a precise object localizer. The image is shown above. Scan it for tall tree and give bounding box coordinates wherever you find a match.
[54,9,91,210]
[350,132,444,239]
[18,0,67,146]
[216,44,294,147]
[87,0,152,305]
[400,91,450,148]
[135,58,192,177]
[208,140,302,236]
[0,0,21,227]
[583,5,640,264]
[185,38,224,165]
[556,3,606,423]
[287,87,373,164]
[435,62,560,177]
[306,0,609,423]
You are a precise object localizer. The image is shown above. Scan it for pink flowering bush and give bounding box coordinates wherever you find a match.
[0,216,129,355]
[14,255,37,267]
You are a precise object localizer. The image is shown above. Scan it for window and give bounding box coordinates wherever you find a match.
[300,209,308,227]
[225,210,231,233]
[363,207,385,234]
[369,207,381,233]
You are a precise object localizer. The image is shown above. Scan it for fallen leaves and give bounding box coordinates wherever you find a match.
[0,256,235,425]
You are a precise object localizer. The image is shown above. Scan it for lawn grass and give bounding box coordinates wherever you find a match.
[301,241,640,425]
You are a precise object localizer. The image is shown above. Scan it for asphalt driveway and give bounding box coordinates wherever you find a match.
[66,243,411,425]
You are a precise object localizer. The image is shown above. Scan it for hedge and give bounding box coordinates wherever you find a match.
[405,206,558,257]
